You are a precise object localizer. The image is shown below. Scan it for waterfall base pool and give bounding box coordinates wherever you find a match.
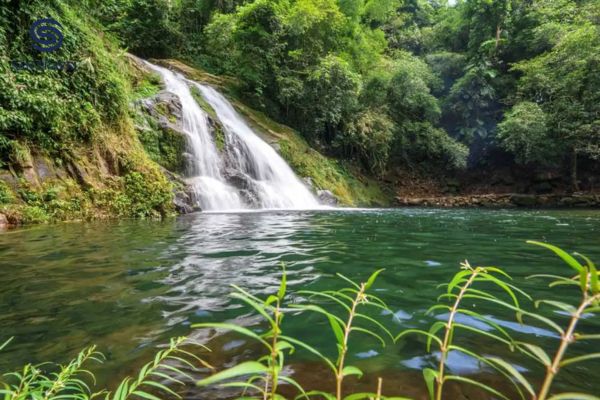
[1,208,599,398]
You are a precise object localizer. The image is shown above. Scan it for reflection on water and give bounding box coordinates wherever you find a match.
[0,208,599,397]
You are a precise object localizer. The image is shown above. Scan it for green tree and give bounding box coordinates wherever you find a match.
[511,22,600,190]
[497,102,552,165]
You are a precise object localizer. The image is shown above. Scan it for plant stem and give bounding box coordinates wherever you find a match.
[436,269,479,400]
[269,303,281,400]
[537,293,600,400]
[375,377,383,400]
[336,283,366,400]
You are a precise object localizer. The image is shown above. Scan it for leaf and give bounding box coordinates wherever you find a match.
[279,335,336,373]
[426,321,446,352]
[394,329,442,348]
[336,273,360,289]
[547,394,600,400]
[231,292,275,327]
[445,375,510,399]
[328,314,345,346]
[351,327,386,348]
[422,368,438,400]
[447,270,472,294]
[342,366,363,378]
[354,313,394,341]
[192,323,271,349]
[297,290,351,312]
[365,269,385,290]
[196,362,268,386]
[478,273,520,307]
[560,352,600,367]
[516,342,551,366]
[304,391,336,400]
[278,375,308,399]
[132,390,162,400]
[527,241,584,273]
[278,262,287,300]
[487,357,535,396]
[0,338,13,352]
[535,300,576,314]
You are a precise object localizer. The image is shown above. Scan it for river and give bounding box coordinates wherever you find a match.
[1,208,599,398]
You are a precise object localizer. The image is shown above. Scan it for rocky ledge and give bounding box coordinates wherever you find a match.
[396,193,600,208]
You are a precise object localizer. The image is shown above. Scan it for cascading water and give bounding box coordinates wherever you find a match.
[144,61,321,211]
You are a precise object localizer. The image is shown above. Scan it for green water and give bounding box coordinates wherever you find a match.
[1,208,599,398]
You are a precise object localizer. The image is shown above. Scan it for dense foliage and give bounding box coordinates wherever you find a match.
[84,0,600,184]
[0,1,175,222]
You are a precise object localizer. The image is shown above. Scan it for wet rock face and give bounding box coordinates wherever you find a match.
[317,189,338,206]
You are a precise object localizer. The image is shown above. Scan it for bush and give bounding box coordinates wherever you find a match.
[123,171,173,218]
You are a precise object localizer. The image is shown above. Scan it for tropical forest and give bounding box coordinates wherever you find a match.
[0,0,599,399]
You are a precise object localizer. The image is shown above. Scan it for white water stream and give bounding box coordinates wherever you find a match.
[144,62,320,211]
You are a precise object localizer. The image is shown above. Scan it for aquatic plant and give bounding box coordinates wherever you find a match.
[397,241,600,400]
[0,337,207,400]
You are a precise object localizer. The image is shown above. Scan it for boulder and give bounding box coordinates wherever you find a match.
[317,189,338,206]
[0,214,8,230]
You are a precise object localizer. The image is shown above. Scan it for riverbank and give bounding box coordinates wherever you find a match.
[396,192,600,208]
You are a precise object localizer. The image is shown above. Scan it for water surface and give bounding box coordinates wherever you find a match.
[1,209,599,398]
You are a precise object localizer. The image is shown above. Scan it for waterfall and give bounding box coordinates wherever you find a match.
[144,61,321,211]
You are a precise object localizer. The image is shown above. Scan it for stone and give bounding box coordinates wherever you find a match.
[173,191,195,214]
[317,189,338,206]
[0,213,8,230]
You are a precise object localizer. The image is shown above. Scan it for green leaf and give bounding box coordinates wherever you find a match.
[447,270,472,294]
[365,269,385,290]
[444,375,510,400]
[535,300,576,314]
[487,357,535,396]
[355,313,394,341]
[343,393,374,400]
[196,361,268,387]
[192,323,271,349]
[0,338,13,352]
[132,390,162,400]
[304,391,336,400]
[516,342,551,366]
[394,329,442,348]
[297,290,351,312]
[560,352,600,367]
[427,321,446,352]
[336,273,360,289]
[478,273,520,307]
[422,368,438,400]
[328,314,345,346]
[341,366,363,378]
[527,241,584,273]
[547,394,600,400]
[351,327,386,348]
[278,262,287,300]
[279,335,336,373]
[231,292,276,327]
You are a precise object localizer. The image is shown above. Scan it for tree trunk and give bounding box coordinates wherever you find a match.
[571,149,579,192]
[495,25,502,49]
